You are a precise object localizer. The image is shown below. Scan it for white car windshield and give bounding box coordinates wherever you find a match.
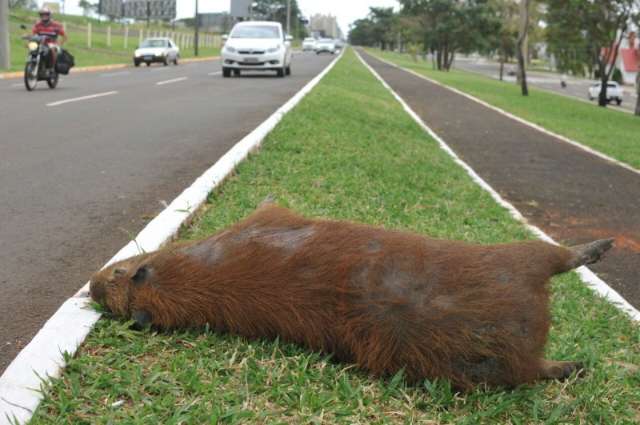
[231,25,280,39]
[141,39,168,48]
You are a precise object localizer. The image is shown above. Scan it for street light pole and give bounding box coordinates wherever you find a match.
[194,0,199,56]
[0,0,10,70]
[286,0,291,34]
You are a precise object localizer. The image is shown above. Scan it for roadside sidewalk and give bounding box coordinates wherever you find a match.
[0,55,219,80]
[360,51,640,309]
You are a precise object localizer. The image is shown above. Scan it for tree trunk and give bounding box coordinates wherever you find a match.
[598,63,608,107]
[446,50,455,71]
[599,28,626,107]
[499,55,504,81]
[516,0,530,96]
[436,48,443,70]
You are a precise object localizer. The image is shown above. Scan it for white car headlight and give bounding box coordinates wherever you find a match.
[267,45,281,53]
[225,45,237,53]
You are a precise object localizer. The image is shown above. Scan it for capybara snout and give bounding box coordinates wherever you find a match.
[90,204,613,389]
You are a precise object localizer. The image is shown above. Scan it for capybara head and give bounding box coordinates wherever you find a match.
[89,254,157,328]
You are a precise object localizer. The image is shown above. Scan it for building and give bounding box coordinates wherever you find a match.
[309,14,342,39]
[614,32,638,84]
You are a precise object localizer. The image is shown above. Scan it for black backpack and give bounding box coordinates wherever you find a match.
[56,49,75,75]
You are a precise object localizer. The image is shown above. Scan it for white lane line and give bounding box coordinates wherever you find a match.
[156,76,188,86]
[150,67,171,72]
[356,50,640,323]
[46,91,118,107]
[100,71,130,77]
[208,71,221,76]
[11,83,22,88]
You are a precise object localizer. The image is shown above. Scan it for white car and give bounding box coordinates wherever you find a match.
[588,81,623,105]
[221,21,293,78]
[134,38,179,67]
[302,37,316,51]
[314,38,336,55]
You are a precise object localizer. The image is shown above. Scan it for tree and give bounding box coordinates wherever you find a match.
[78,0,97,17]
[398,0,501,71]
[250,0,307,39]
[488,0,518,81]
[545,0,639,108]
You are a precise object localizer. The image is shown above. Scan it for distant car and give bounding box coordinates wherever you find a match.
[134,38,179,67]
[302,37,316,51]
[588,81,623,105]
[221,21,293,78]
[314,38,336,55]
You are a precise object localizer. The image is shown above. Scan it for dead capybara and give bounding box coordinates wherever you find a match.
[89,203,613,390]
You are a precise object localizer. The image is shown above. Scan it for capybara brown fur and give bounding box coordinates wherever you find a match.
[90,203,614,390]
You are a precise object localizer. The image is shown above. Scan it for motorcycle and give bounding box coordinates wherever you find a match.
[20,26,58,91]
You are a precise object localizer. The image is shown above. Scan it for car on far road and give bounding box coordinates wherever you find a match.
[221,21,293,78]
[134,38,179,67]
[302,37,316,51]
[314,38,337,55]
[588,81,623,105]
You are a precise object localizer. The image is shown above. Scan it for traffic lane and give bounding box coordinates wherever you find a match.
[0,59,222,115]
[454,59,636,112]
[0,53,335,372]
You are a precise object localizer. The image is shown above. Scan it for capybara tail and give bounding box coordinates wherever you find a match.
[562,238,614,272]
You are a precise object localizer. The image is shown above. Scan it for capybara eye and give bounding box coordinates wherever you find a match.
[113,268,127,277]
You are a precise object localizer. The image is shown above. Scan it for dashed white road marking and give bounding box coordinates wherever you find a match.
[46,91,118,107]
[208,71,221,76]
[100,71,130,77]
[156,76,188,86]
[11,83,22,88]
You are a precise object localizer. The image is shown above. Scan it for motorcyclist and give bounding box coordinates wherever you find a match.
[31,7,67,71]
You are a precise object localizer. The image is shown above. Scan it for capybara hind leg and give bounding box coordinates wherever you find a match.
[567,239,614,270]
[538,360,585,380]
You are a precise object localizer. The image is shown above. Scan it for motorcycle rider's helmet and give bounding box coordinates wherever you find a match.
[39,7,52,22]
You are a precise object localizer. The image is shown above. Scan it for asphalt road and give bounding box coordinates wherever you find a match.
[454,57,637,113]
[0,52,335,373]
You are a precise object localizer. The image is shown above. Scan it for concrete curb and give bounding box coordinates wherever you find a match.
[367,51,640,178]
[355,50,640,323]
[0,50,343,425]
[0,56,219,80]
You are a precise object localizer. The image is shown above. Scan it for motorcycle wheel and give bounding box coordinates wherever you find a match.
[24,63,38,91]
[47,70,59,89]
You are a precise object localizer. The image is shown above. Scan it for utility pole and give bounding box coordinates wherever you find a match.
[0,0,10,70]
[286,0,291,35]
[194,0,199,56]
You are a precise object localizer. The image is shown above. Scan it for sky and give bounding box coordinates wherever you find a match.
[51,0,399,35]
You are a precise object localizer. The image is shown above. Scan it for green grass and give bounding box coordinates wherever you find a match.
[367,49,640,171]
[4,9,220,72]
[28,49,640,424]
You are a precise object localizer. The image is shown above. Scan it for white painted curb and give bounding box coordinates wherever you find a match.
[355,50,640,323]
[0,50,344,425]
[367,52,640,178]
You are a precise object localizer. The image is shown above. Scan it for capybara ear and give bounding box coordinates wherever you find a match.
[131,309,152,330]
[131,265,150,286]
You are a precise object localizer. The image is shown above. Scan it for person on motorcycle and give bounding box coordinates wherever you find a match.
[31,7,67,71]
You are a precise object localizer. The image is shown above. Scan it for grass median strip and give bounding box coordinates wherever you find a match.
[29,49,640,424]
[367,49,640,172]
